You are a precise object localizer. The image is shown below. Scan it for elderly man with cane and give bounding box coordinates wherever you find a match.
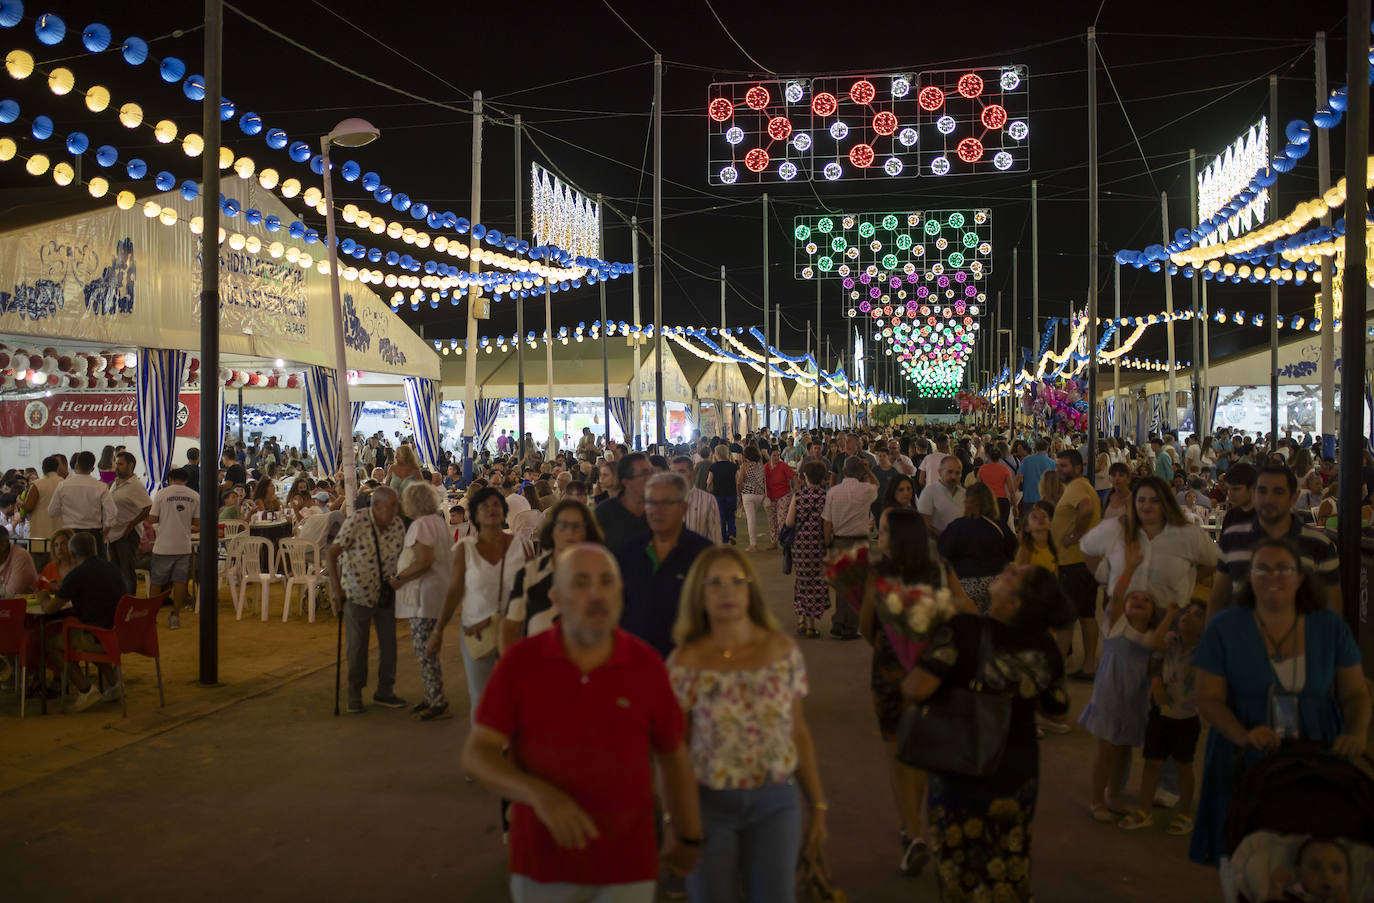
[327,487,408,715]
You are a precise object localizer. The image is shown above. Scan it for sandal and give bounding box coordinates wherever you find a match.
[1166,814,1194,836]
[808,628,821,639]
[416,704,452,722]
[1102,797,1129,817]
[1090,804,1117,823]
[410,700,430,714]
[1118,810,1154,830]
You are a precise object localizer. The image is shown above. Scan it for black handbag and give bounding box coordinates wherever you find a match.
[895,620,1013,778]
[778,523,796,575]
[369,513,396,610]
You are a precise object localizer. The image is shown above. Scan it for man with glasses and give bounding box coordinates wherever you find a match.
[616,473,712,658]
[595,452,652,550]
[1209,463,1341,620]
[670,456,722,544]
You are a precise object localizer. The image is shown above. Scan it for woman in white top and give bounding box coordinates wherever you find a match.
[429,486,530,721]
[668,545,827,903]
[391,482,454,721]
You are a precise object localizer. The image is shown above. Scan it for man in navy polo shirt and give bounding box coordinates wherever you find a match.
[464,544,702,903]
[616,472,713,658]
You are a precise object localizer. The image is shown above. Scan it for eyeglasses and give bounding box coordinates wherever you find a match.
[645,498,685,507]
[1252,564,1298,577]
[553,520,585,531]
[703,575,749,591]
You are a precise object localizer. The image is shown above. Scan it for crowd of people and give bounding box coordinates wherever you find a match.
[4,419,1369,902]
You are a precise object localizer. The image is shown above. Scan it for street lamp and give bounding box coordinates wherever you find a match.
[998,327,1013,439]
[321,117,380,513]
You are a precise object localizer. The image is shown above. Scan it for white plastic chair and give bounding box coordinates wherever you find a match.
[229,535,277,620]
[278,539,327,622]
[510,509,545,547]
[219,519,249,542]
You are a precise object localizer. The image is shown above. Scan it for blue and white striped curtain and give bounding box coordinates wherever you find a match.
[473,396,501,452]
[305,365,340,477]
[1149,395,1164,436]
[217,386,227,460]
[609,396,631,440]
[403,377,442,471]
[350,401,364,431]
[1207,387,1219,436]
[135,347,188,492]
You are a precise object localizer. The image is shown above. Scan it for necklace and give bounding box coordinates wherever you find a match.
[1255,611,1298,663]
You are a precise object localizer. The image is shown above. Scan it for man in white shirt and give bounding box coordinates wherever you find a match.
[918,437,949,490]
[887,438,916,477]
[1183,436,1202,475]
[822,456,878,639]
[48,450,117,558]
[670,456,722,544]
[147,467,200,629]
[106,450,152,594]
[505,476,532,517]
[916,455,966,538]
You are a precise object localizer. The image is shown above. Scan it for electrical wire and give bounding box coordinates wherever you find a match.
[600,0,658,55]
[488,62,652,101]
[1096,44,1160,196]
[702,0,774,74]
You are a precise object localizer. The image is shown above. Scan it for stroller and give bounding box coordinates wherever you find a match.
[1222,742,1374,902]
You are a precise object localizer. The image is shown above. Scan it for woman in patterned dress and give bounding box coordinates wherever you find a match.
[786,459,830,637]
[902,564,1075,902]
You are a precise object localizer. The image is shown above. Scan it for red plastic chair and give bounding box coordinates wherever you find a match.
[0,598,38,717]
[61,593,167,717]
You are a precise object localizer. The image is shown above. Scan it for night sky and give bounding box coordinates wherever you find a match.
[0,0,1358,407]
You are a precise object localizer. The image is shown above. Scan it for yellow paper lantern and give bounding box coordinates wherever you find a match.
[386,221,403,239]
[5,49,34,80]
[182,133,205,157]
[143,201,161,218]
[84,84,110,113]
[258,167,279,190]
[51,161,74,185]
[25,153,49,176]
[0,137,15,161]
[119,102,144,129]
[116,190,136,210]
[245,235,261,254]
[233,156,255,179]
[268,241,284,258]
[280,178,301,199]
[159,207,179,226]
[341,203,359,223]
[228,232,245,250]
[47,67,75,96]
[188,216,203,234]
[87,176,109,198]
[302,186,322,207]
[369,218,385,235]
[218,146,233,170]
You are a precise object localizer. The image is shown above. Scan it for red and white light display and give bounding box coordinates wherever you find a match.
[707,79,812,186]
[917,65,1029,176]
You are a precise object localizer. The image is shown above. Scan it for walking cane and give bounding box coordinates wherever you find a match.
[334,596,343,716]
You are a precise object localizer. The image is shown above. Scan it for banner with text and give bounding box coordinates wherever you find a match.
[0,391,201,438]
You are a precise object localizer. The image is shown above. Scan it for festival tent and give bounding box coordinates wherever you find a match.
[0,180,440,482]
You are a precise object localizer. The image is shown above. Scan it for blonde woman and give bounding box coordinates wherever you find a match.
[388,444,421,498]
[1038,469,1064,507]
[668,546,827,903]
[391,482,454,721]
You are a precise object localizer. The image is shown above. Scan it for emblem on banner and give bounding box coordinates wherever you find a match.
[175,401,190,430]
[24,400,49,430]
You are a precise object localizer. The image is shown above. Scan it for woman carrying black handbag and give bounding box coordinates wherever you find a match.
[899,564,1075,902]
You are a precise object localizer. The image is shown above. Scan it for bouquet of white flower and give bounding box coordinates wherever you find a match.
[874,577,958,671]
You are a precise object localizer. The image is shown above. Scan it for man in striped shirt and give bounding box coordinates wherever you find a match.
[671,456,722,544]
[1208,463,1341,621]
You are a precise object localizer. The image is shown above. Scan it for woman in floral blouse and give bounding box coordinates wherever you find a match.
[668,545,827,903]
[901,564,1075,903]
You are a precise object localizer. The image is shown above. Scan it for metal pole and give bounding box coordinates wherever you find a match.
[776,304,782,430]
[514,115,525,461]
[1162,192,1177,435]
[1113,261,1121,438]
[237,386,244,447]
[599,193,610,447]
[545,284,554,455]
[1268,74,1280,448]
[1315,32,1335,458]
[1012,248,1019,438]
[1189,149,1201,439]
[1087,27,1099,470]
[652,54,665,448]
[719,266,727,439]
[198,0,222,686]
[1031,179,1040,433]
[815,277,821,431]
[461,92,482,481]
[1201,279,1211,435]
[763,193,770,434]
[631,217,642,449]
[1337,0,1370,626]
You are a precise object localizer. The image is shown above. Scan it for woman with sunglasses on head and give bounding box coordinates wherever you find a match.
[500,499,605,650]
[1189,538,1369,867]
[668,546,827,903]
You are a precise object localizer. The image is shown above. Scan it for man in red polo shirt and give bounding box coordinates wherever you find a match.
[463,544,703,903]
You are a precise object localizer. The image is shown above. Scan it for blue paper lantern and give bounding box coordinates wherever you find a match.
[424,260,437,274]
[81,22,111,51]
[155,171,175,191]
[238,112,262,135]
[183,75,206,101]
[410,201,428,220]
[264,215,281,232]
[180,180,198,201]
[265,128,288,149]
[1271,155,1296,173]
[288,141,311,163]
[516,240,530,255]
[385,251,400,266]
[1285,119,1310,144]
[35,12,64,45]
[309,154,324,175]
[373,185,392,204]
[30,115,52,140]
[159,56,186,83]
[341,160,360,182]
[1313,106,1341,129]
[367,248,381,263]
[0,0,22,28]
[219,98,234,121]
[426,211,442,229]
[122,36,148,65]
[1328,86,1348,112]
[454,217,470,234]
[303,229,319,244]
[246,208,262,226]
[472,223,487,240]
[223,198,241,217]
[288,221,305,239]
[503,236,518,251]
[0,98,16,123]
[361,171,380,191]
[96,144,117,167]
[65,131,88,155]
[391,193,410,212]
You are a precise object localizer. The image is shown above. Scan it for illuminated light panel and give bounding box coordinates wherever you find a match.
[897,127,918,147]
[779,161,798,180]
[708,79,810,185]
[917,65,1029,175]
[810,72,920,181]
[792,208,992,284]
[1196,117,1269,247]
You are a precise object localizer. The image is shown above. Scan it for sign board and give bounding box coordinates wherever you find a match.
[0,390,201,437]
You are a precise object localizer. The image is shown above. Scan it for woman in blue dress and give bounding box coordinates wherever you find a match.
[1190,537,1369,866]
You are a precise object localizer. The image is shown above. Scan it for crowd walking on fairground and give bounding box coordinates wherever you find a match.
[2,421,1371,902]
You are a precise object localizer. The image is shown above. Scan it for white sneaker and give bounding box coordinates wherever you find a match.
[1037,715,1071,735]
[101,681,124,702]
[1153,789,1181,808]
[67,685,102,713]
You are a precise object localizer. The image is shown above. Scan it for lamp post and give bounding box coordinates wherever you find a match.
[321,117,380,513]
[998,327,1014,439]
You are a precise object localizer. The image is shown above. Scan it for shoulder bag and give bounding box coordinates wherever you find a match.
[895,619,1014,778]
[369,512,396,609]
[462,537,507,661]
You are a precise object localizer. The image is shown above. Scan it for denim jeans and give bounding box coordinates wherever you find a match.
[344,601,396,705]
[509,876,655,903]
[459,632,497,723]
[716,494,738,542]
[687,779,802,903]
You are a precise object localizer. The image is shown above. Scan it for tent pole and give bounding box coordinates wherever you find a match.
[599,193,610,449]
[1086,27,1099,476]
[198,0,222,686]
[763,193,770,434]
[652,54,665,449]
[631,216,642,449]
[514,115,525,461]
[1315,32,1335,457]
[546,283,554,457]
[1269,74,1280,447]
[1161,192,1177,435]
[461,92,482,482]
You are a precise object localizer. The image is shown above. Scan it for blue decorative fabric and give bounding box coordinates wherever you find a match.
[403,377,442,471]
[305,365,340,476]
[135,347,187,491]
